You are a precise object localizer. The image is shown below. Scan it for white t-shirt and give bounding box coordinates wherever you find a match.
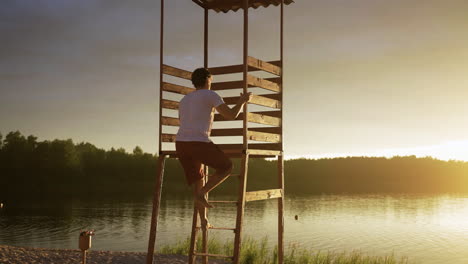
[176,89,225,142]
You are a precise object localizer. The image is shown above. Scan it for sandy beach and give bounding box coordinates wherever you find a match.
[0,245,228,264]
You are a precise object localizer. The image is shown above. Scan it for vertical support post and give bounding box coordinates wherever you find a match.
[233,154,250,264]
[242,0,249,151]
[158,0,164,155]
[278,1,285,263]
[189,203,199,264]
[204,7,209,69]
[82,251,87,264]
[146,155,167,264]
[202,8,209,264]
[277,154,285,264]
[202,166,209,264]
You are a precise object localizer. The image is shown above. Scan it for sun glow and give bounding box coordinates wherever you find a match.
[290,140,468,162]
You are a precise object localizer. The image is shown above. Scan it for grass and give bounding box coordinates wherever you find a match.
[158,237,413,264]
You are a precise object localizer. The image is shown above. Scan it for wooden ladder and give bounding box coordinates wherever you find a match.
[188,152,284,264]
[146,150,284,264]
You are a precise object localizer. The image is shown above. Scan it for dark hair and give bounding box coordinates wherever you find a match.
[191,68,211,89]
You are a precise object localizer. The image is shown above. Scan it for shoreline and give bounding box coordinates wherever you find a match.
[0,244,227,264]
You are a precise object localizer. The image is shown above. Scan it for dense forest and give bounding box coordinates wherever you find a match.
[1,131,467,202]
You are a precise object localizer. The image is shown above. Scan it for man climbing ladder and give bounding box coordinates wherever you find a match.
[175,67,252,224]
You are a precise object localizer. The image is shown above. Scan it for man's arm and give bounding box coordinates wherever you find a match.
[215,92,252,120]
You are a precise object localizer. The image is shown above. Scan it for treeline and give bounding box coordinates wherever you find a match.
[0,131,467,201]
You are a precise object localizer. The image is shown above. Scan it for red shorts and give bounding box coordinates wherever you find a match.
[175,141,232,185]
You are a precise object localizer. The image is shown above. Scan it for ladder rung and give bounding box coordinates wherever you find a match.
[245,188,283,202]
[208,200,238,204]
[194,252,234,259]
[196,226,236,231]
[209,226,236,231]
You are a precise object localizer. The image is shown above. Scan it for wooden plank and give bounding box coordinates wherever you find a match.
[247,131,280,143]
[247,75,281,92]
[247,56,281,76]
[211,128,243,137]
[163,130,281,141]
[223,93,280,104]
[211,77,281,91]
[211,80,243,91]
[247,149,282,156]
[245,188,283,202]
[162,64,192,80]
[247,112,281,126]
[214,111,280,121]
[250,127,282,133]
[161,134,176,142]
[161,99,179,110]
[162,82,195,95]
[208,62,282,75]
[158,150,276,159]
[223,94,281,109]
[218,143,281,151]
[211,127,281,136]
[208,200,238,204]
[161,116,179,126]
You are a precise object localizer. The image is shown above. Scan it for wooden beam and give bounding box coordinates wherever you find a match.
[247,112,281,126]
[247,149,282,156]
[214,110,281,121]
[245,189,283,202]
[162,82,195,95]
[247,131,280,143]
[162,65,192,80]
[247,75,281,92]
[218,143,281,150]
[211,77,281,91]
[208,61,282,75]
[223,94,281,109]
[247,56,281,76]
[161,134,176,142]
[211,80,244,91]
[210,127,282,136]
[211,128,243,137]
[161,116,179,126]
[250,127,282,133]
[249,94,281,108]
[161,99,179,110]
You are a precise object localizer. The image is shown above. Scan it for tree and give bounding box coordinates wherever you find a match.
[133,146,143,156]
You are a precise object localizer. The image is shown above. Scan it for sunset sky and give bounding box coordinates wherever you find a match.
[1,0,467,161]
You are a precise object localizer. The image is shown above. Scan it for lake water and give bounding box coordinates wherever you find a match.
[1,194,467,264]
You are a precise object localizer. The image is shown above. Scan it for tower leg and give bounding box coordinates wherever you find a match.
[188,205,199,264]
[233,154,249,264]
[202,166,209,264]
[278,154,285,264]
[146,155,167,264]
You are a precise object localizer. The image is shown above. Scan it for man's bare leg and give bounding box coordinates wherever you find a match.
[193,178,211,229]
[197,167,232,207]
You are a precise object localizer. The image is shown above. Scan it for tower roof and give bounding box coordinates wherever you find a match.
[193,0,294,13]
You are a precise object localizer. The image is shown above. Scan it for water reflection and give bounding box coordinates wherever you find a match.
[0,194,467,263]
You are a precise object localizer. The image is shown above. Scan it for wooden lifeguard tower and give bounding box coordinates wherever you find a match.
[146,0,293,263]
